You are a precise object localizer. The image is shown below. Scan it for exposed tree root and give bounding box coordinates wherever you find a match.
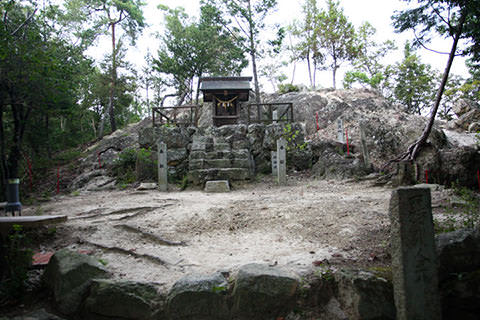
[114,224,187,246]
[85,240,170,267]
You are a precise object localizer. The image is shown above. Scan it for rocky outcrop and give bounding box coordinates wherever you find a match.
[231,263,299,320]
[436,229,480,319]
[334,269,395,320]
[43,249,110,315]
[83,280,164,320]
[166,273,229,320]
[449,99,480,132]
[265,89,479,186]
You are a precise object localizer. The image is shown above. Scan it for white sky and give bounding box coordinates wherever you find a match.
[90,0,470,93]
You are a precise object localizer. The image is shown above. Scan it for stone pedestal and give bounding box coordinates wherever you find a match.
[389,187,441,320]
[157,141,168,192]
[277,138,287,185]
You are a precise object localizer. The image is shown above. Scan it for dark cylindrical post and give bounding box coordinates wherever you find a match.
[5,178,22,216]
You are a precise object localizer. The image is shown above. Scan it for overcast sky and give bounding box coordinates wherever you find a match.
[93,0,469,92]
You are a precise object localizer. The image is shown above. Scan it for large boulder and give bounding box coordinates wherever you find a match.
[311,140,369,179]
[138,126,193,150]
[231,263,299,320]
[436,229,480,280]
[43,249,110,315]
[450,99,480,132]
[436,229,480,319]
[334,269,395,320]
[166,272,229,320]
[82,280,164,320]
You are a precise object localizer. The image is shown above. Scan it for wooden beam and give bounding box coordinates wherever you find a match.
[0,215,67,235]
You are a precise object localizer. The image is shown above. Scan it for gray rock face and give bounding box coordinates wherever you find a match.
[43,249,110,315]
[334,270,395,320]
[450,99,480,131]
[231,263,299,320]
[436,229,480,319]
[83,280,163,320]
[436,228,480,280]
[311,141,369,179]
[167,273,229,320]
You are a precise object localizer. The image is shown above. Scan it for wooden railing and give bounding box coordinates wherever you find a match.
[247,102,294,124]
[152,105,199,127]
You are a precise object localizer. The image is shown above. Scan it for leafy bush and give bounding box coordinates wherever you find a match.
[278,83,300,94]
[435,184,480,233]
[110,148,138,185]
[0,225,33,300]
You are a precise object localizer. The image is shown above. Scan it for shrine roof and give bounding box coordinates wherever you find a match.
[200,76,252,91]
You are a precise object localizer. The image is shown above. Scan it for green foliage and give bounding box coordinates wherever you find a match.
[392,43,437,115]
[201,0,279,103]
[0,225,33,300]
[343,22,396,93]
[282,123,308,151]
[316,0,359,88]
[111,147,157,185]
[435,184,480,233]
[278,83,301,94]
[111,148,138,185]
[154,4,247,104]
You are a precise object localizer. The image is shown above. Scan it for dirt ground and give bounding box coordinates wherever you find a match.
[23,174,454,292]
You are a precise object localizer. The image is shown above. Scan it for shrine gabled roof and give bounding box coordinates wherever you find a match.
[200,76,252,91]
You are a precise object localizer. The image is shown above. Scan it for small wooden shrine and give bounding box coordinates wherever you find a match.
[200,76,252,127]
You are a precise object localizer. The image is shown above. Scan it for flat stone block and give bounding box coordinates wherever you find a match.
[190,151,207,160]
[232,149,250,159]
[205,180,230,193]
[205,159,233,169]
[214,143,231,152]
[232,159,250,169]
[189,159,205,170]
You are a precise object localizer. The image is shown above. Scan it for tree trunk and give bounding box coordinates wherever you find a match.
[409,13,465,160]
[247,0,261,120]
[306,53,313,88]
[0,106,8,199]
[108,22,117,133]
[386,12,466,166]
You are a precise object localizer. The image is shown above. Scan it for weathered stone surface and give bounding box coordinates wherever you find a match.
[43,249,110,315]
[139,126,191,149]
[167,148,188,166]
[205,180,230,193]
[83,279,163,320]
[8,309,66,320]
[334,269,395,320]
[439,146,480,189]
[389,187,441,320]
[311,141,369,180]
[440,269,480,320]
[70,170,106,191]
[392,160,416,187]
[247,123,266,157]
[436,228,480,280]
[84,176,116,191]
[167,273,229,320]
[137,182,157,190]
[188,168,250,185]
[232,263,299,319]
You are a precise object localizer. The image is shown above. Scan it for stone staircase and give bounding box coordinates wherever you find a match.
[188,134,253,185]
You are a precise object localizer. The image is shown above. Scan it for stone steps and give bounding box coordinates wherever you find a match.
[188,134,253,185]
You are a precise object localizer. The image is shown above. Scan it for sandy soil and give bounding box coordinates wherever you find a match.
[25,175,398,290]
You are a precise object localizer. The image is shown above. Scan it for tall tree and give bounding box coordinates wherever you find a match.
[390,0,480,162]
[290,0,322,88]
[64,0,145,135]
[154,4,247,105]
[392,43,437,115]
[0,1,89,187]
[316,0,359,88]
[201,0,278,108]
[343,22,396,94]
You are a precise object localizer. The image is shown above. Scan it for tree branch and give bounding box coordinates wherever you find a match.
[10,7,37,36]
